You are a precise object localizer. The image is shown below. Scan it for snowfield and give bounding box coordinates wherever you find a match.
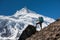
[0,8,55,40]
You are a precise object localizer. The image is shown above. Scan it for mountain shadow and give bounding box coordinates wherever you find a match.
[18,25,36,40]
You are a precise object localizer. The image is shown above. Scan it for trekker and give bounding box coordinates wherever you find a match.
[36,17,44,30]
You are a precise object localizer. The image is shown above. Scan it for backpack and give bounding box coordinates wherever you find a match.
[39,17,44,23]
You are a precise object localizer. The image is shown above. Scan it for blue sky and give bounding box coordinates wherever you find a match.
[0,0,60,19]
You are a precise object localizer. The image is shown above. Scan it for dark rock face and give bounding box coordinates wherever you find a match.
[18,25,36,40]
[56,18,60,21]
[26,19,60,40]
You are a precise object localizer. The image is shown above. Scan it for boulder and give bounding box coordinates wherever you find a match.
[18,25,36,40]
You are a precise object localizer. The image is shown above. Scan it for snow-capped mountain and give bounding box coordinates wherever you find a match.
[0,7,55,40]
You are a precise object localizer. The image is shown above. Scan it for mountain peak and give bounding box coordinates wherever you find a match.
[13,7,31,17]
[20,7,28,13]
[0,7,55,40]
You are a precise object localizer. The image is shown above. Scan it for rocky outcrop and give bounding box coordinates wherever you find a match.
[26,19,60,40]
[56,18,60,21]
[18,25,36,40]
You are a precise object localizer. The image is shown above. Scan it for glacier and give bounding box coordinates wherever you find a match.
[0,7,55,40]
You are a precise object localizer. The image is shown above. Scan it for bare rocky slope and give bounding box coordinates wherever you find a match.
[25,19,60,40]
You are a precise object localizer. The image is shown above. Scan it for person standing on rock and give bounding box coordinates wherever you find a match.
[36,17,44,31]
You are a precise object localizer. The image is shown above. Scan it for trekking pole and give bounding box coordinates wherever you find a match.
[41,24,44,40]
